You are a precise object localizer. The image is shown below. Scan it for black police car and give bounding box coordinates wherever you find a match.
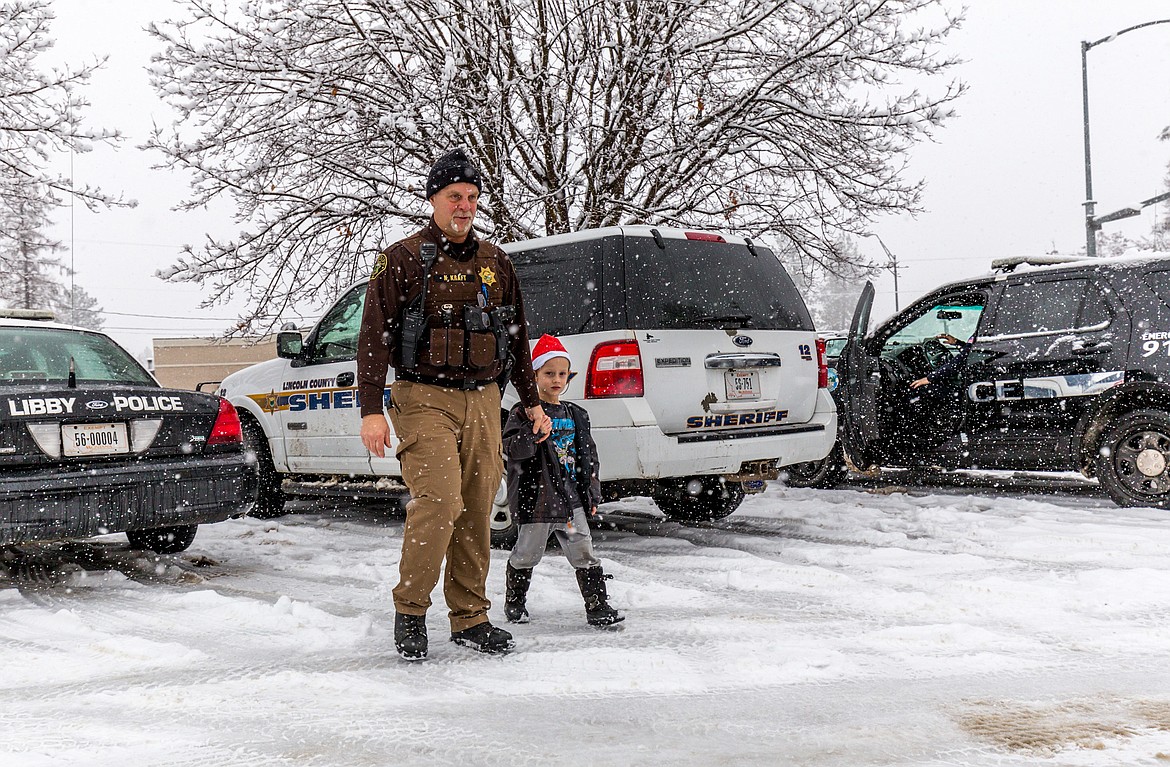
[1,314,258,553]
[821,254,1170,509]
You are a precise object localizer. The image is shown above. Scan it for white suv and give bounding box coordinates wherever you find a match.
[218,226,836,546]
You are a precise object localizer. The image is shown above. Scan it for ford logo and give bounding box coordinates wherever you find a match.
[85,400,110,411]
[732,335,753,347]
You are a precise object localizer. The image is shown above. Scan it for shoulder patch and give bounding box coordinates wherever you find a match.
[371,253,388,280]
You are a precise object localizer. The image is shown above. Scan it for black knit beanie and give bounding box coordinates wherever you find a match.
[426,149,482,199]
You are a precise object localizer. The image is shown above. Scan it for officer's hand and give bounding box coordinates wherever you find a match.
[526,404,552,443]
[361,414,393,458]
[936,333,960,345]
[590,505,598,517]
[909,377,930,389]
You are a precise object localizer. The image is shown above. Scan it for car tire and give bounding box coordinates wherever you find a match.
[489,476,518,549]
[1096,409,1170,509]
[240,416,288,519]
[127,524,199,554]
[652,476,746,524]
[783,442,847,488]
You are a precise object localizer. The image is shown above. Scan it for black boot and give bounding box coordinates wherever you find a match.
[575,565,625,626]
[505,563,533,623]
[450,621,514,654]
[394,612,428,660]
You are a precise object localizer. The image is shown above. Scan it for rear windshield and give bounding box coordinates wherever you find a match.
[0,327,156,387]
[623,238,814,331]
[508,238,602,337]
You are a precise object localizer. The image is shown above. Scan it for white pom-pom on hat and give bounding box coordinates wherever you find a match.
[531,334,571,370]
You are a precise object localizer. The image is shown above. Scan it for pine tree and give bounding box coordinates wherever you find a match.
[0,0,121,330]
[0,192,105,329]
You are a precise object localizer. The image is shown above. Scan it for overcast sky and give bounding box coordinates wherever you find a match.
[43,0,1170,354]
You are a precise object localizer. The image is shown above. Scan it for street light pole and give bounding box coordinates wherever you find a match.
[1081,39,1096,258]
[1081,19,1170,258]
[865,233,901,312]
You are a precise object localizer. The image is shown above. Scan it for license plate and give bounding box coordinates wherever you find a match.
[725,370,760,400]
[62,423,129,457]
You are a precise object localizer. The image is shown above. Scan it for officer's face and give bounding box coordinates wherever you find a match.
[430,182,479,243]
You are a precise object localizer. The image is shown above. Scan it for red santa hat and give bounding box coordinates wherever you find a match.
[531,334,572,370]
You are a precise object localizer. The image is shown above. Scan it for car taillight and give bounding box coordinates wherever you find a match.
[207,398,244,447]
[586,340,644,398]
[815,338,829,389]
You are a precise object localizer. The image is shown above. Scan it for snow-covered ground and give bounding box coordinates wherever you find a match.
[6,478,1170,766]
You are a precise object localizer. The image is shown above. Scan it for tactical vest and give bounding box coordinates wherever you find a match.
[402,244,513,382]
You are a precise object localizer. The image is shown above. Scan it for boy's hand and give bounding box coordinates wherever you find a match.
[590,505,598,517]
[526,404,552,442]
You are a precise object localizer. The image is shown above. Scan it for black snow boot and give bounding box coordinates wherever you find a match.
[575,565,625,627]
[450,621,515,654]
[394,612,428,661]
[504,563,533,623]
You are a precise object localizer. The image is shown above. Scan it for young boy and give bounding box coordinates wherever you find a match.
[501,334,624,627]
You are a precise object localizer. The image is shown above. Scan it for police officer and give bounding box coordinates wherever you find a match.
[909,333,973,390]
[357,148,551,660]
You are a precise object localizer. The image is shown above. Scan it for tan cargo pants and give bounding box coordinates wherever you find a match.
[387,380,503,632]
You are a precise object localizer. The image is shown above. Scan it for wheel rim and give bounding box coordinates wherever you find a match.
[1114,428,1170,496]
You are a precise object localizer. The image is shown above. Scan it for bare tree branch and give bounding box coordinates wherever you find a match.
[146,0,966,331]
[0,0,133,215]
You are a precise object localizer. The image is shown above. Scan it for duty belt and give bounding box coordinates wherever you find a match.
[396,370,494,391]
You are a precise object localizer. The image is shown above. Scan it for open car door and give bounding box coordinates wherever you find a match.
[836,281,881,470]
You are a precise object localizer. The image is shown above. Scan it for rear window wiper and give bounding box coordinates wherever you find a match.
[697,313,754,328]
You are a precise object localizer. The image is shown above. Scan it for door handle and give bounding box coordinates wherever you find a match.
[705,353,783,369]
[1072,341,1112,356]
[287,422,308,431]
[337,371,355,387]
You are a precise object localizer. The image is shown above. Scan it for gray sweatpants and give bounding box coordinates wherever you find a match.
[508,507,601,570]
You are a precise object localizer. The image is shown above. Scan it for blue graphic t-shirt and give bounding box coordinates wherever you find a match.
[544,402,583,509]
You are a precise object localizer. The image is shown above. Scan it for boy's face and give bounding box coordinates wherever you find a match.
[535,356,571,400]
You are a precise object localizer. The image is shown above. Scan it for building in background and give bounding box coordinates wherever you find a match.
[152,336,276,390]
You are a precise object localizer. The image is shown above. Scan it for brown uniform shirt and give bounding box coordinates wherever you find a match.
[357,219,540,417]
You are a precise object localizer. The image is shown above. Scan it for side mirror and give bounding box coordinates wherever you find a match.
[277,331,304,359]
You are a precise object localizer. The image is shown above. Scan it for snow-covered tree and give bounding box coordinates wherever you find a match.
[0,0,129,215]
[785,237,876,330]
[0,191,63,301]
[147,0,966,330]
[1086,229,1167,259]
[0,191,105,329]
[53,283,103,329]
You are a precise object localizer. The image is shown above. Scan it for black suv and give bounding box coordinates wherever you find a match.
[828,255,1170,509]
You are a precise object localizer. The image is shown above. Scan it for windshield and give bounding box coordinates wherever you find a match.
[883,304,983,356]
[824,337,848,358]
[0,327,156,387]
[623,238,814,331]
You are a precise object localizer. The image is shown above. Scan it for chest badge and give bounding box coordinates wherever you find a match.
[478,266,498,287]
